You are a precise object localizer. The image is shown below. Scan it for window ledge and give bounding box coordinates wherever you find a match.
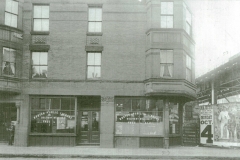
[29,133,76,137]
[87,32,103,36]
[30,31,50,35]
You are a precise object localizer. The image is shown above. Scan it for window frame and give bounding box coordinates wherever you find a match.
[30,96,76,134]
[184,2,192,35]
[33,4,50,32]
[87,52,101,79]
[2,47,16,76]
[88,7,102,33]
[31,52,48,79]
[160,1,174,28]
[4,0,18,28]
[186,54,192,82]
[160,50,174,78]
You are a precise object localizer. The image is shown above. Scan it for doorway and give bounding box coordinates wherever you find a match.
[77,96,101,145]
[77,111,100,145]
[0,103,17,142]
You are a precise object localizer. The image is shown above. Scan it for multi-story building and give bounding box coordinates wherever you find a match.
[0,0,196,148]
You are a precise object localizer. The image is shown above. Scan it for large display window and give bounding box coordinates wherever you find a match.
[30,97,76,134]
[115,98,164,136]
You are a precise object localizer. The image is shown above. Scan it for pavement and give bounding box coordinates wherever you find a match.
[0,143,239,159]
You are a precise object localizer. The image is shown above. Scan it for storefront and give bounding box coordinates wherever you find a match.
[28,96,101,146]
[114,96,184,148]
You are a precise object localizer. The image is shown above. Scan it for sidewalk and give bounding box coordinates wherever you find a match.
[0,144,239,159]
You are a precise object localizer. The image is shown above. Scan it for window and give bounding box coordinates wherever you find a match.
[160,50,173,78]
[32,52,48,78]
[186,54,192,81]
[88,7,102,32]
[169,103,180,134]
[87,53,101,79]
[115,98,164,136]
[5,0,18,28]
[185,4,192,35]
[33,5,49,31]
[2,48,16,76]
[31,97,76,133]
[161,2,173,28]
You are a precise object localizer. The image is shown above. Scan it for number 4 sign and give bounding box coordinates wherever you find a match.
[200,105,213,144]
[201,125,213,143]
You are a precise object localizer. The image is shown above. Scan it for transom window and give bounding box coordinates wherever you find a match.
[160,50,173,78]
[88,7,102,32]
[87,53,101,79]
[33,5,49,31]
[186,54,192,82]
[161,2,173,28]
[5,0,18,28]
[2,47,16,76]
[32,52,48,78]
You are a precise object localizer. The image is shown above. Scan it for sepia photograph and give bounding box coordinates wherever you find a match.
[0,0,240,159]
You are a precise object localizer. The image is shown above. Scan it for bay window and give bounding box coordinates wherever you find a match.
[160,50,173,78]
[2,47,16,76]
[5,0,18,28]
[186,54,192,82]
[161,2,173,28]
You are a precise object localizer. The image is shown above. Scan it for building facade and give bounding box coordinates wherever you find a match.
[0,0,196,148]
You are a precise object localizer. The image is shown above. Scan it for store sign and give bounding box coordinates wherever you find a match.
[213,103,240,147]
[200,105,213,144]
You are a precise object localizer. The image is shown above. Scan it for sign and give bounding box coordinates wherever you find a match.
[200,105,213,144]
[182,101,200,146]
[213,103,240,147]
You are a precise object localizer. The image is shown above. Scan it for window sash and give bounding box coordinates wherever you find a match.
[33,5,49,31]
[186,68,192,81]
[88,8,102,32]
[161,16,173,28]
[32,52,48,78]
[5,0,18,15]
[161,2,173,14]
[186,55,191,69]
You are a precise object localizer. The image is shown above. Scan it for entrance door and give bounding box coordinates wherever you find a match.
[77,111,100,145]
[0,103,17,142]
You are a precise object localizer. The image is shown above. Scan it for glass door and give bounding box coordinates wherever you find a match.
[77,111,100,145]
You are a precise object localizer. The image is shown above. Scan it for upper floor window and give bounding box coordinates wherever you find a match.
[185,4,192,35]
[186,54,192,81]
[2,47,16,76]
[87,53,101,79]
[161,2,173,28]
[5,0,18,28]
[88,7,102,32]
[32,52,48,78]
[33,5,49,31]
[160,50,173,78]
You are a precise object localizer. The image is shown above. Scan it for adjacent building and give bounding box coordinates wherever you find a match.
[0,0,196,148]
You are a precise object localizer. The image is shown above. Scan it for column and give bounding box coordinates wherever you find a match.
[164,99,169,149]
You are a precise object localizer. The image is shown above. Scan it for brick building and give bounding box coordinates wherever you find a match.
[0,0,196,148]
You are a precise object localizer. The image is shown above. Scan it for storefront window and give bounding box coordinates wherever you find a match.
[31,97,75,134]
[115,98,164,136]
[169,103,180,134]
